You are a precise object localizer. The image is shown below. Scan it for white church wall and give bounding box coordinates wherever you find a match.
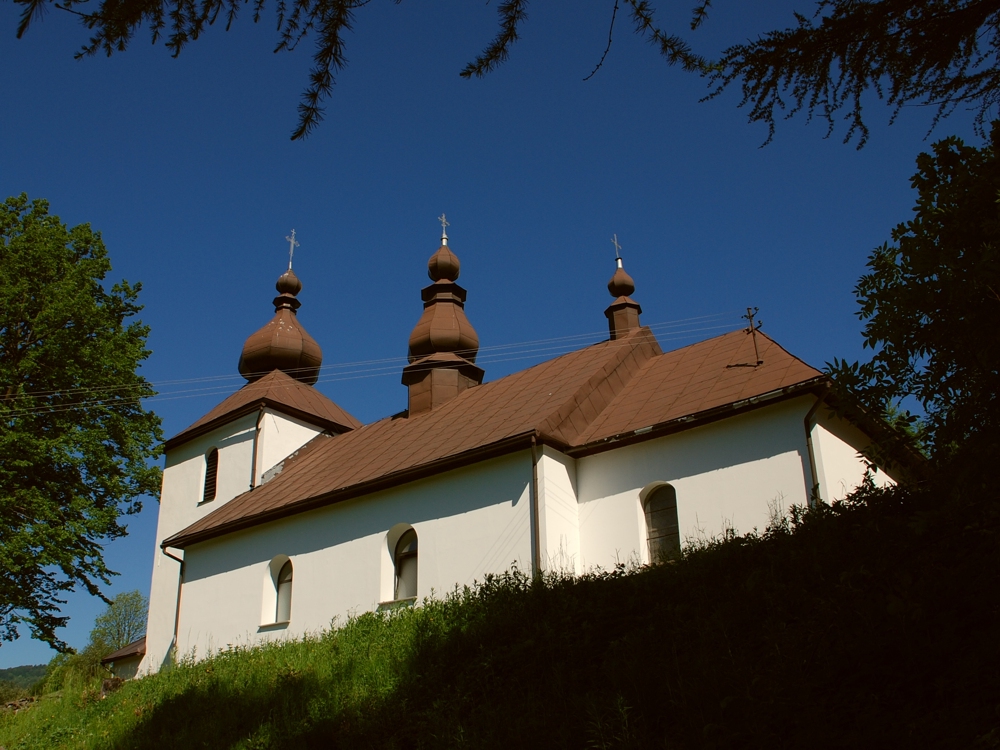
[170,451,534,661]
[254,409,325,486]
[576,397,817,569]
[142,412,259,674]
[811,409,894,501]
[536,447,581,575]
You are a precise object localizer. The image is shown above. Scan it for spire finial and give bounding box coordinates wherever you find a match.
[286,229,299,270]
[438,213,450,246]
[612,233,622,268]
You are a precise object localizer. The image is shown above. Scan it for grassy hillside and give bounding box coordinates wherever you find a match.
[1,479,997,749]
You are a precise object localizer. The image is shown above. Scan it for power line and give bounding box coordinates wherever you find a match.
[1,314,744,418]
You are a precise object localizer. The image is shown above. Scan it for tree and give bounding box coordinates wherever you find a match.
[0,194,162,652]
[90,589,147,651]
[8,0,999,143]
[828,121,1000,471]
[708,0,1000,147]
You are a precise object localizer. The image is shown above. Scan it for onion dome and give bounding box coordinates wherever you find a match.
[238,268,322,385]
[402,222,485,416]
[407,236,480,363]
[605,256,642,341]
[608,258,636,297]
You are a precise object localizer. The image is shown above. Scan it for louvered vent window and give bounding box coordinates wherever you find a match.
[203,448,219,503]
[644,485,680,563]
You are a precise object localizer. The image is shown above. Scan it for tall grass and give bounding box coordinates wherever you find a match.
[2,478,998,749]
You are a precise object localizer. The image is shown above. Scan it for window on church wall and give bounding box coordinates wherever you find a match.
[394,529,418,600]
[644,485,680,563]
[202,448,219,503]
[275,560,293,623]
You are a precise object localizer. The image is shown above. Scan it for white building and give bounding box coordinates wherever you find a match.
[138,229,890,675]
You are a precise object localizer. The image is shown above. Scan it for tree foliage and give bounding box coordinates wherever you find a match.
[0,194,162,652]
[90,589,147,652]
[708,0,1000,147]
[829,122,1000,469]
[10,0,999,142]
[8,0,711,140]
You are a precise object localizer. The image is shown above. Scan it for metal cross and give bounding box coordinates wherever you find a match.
[286,229,299,270]
[438,213,450,235]
[611,234,622,259]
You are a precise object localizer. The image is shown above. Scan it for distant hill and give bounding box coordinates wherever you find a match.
[0,665,47,690]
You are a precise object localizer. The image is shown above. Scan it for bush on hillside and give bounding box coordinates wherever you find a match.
[1,477,997,749]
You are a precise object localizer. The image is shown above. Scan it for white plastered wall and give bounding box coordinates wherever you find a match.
[576,397,819,569]
[811,407,895,501]
[254,409,325,486]
[171,451,533,661]
[140,409,325,675]
[537,447,581,574]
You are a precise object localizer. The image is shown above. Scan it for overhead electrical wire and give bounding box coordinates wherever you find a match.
[1,312,746,418]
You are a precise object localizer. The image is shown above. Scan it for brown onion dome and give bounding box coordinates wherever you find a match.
[608,259,636,298]
[428,242,460,281]
[407,235,480,363]
[238,268,322,385]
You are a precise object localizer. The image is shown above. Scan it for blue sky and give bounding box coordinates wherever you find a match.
[0,1,979,667]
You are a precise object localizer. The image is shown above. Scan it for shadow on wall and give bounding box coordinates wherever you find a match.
[102,482,999,749]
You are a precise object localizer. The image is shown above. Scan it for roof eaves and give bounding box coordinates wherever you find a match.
[567,376,829,457]
[99,636,147,664]
[163,429,543,550]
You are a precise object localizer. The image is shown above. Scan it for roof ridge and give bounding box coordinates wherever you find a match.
[165,369,361,450]
[537,327,662,445]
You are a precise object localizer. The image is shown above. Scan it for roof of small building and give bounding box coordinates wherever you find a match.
[100,636,146,665]
[164,327,823,549]
[164,369,362,450]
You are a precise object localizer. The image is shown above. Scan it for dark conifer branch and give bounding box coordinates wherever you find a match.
[707,0,1000,147]
[459,0,529,79]
[14,0,1000,143]
[291,0,354,140]
[624,0,708,72]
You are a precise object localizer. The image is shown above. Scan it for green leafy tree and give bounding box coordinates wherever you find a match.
[0,194,162,652]
[91,590,147,652]
[9,1,999,142]
[829,121,1000,470]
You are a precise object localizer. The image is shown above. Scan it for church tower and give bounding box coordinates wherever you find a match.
[402,218,485,416]
[141,240,359,676]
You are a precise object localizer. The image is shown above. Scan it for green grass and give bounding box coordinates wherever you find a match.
[2,479,998,749]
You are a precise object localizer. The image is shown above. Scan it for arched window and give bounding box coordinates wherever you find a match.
[394,529,418,600]
[275,560,293,623]
[644,485,680,563]
[202,448,219,503]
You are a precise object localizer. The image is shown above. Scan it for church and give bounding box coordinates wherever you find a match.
[136,225,890,675]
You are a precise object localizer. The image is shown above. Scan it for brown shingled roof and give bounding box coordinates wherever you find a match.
[164,328,824,549]
[100,636,146,664]
[164,369,362,450]
[577,329,822,445]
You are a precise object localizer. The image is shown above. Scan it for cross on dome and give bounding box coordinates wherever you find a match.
[612,233,622,260]
[286,229,299,270]
[438,214,450,245]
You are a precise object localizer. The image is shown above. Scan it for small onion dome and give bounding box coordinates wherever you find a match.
[238,269,322,385]
[276,268,302,295]
[428,243,460,282]
[608,258,635,298]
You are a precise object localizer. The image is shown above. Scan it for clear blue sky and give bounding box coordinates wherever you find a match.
[0,1,978,667]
